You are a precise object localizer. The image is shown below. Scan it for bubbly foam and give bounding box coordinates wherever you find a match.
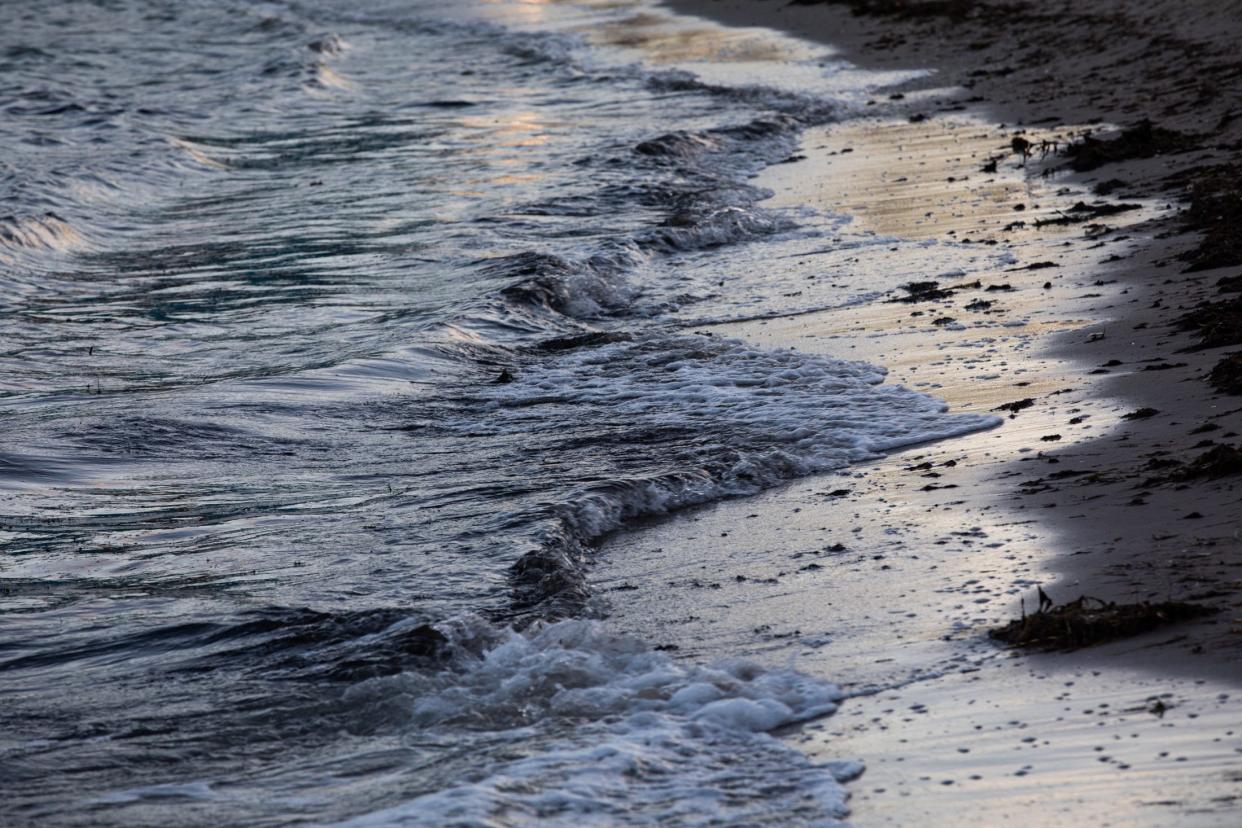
[336,616,858,827]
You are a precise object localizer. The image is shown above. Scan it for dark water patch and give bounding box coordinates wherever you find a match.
[417,99,479,108]
[189,125,448,171]
[187,607,452,682]
[0,450,86,485]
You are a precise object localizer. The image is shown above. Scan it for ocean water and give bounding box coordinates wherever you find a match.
[0,1,999,824]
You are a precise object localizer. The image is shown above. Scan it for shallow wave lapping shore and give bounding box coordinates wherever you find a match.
[0,1,1005,825]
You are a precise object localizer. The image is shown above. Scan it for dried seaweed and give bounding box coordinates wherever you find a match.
[991,596,1216,649]
[1061,120,1199,173]
[1209,353,1242,394]
[1176,295,1242,349]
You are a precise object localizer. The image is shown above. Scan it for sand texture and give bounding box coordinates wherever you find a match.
[589,0,1242,821]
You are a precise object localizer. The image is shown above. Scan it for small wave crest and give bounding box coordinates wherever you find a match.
[496,113,804,321]
[494,249,645,318]
[646,69,837,126]
[308,34,348,56]
[0,212,88,266]
[303,30,355,93]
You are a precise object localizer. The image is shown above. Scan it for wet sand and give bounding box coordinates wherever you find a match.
[594,0,1242,822]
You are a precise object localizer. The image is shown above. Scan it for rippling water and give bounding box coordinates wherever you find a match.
[1,1,999,824]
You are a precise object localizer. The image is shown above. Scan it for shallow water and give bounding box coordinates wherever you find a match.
[0,1,1000,824]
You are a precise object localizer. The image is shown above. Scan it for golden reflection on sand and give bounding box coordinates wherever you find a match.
[587,12,795,64]
[768,117,1136,242]
[480,0,801,64]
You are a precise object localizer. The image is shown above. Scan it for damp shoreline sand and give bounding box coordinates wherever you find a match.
[593,0,1242,821]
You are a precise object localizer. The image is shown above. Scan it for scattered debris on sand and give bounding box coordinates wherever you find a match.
[888,279,980,303]
[1032,200,1141,227]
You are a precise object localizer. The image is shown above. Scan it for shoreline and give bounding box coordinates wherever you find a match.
[594,0,1242,820]
[653,0,1242,683]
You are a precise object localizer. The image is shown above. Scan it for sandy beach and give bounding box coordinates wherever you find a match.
[4,1,1238,823]
[589,0,1242,821]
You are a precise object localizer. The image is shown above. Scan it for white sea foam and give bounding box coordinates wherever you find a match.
[335,616,857,827]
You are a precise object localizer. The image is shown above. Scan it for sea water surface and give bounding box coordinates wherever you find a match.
[0,1,1000,824]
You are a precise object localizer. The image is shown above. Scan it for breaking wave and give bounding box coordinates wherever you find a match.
[334,615,860,827]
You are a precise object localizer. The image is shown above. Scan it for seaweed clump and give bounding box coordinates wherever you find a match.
[1209,353,1242,394]
[1177,443,1242,478]
[1217,274,1242,292]
[991,596,1217,649]
[887,279,981,303]
[1180,165,1242,273]
[1061,120,1198,172]
[1032,200,1141,227]
[1140,443,1242,487]
[1176,295,1242,349]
